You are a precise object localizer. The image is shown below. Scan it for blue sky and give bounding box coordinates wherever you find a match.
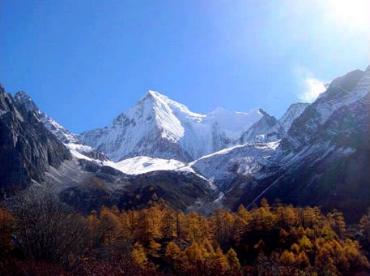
[1,0,369,133]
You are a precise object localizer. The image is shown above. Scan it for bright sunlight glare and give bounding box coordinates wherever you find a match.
[326,0,370,31]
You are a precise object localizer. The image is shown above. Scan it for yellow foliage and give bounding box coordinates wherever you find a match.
[131,243,148,268]
[212,247,230,274]
[280,250,295,265]
[226,248,241,273]
[165,241,181,260]
[2,201,369,275]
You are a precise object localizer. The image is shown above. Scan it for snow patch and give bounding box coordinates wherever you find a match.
[111,156,191,175]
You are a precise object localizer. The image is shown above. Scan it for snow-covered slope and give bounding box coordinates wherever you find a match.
[205,107,264,140]
[80,90,263,162]
[187,102,313,188]
[110,156,192,175]
[191,141,279,187]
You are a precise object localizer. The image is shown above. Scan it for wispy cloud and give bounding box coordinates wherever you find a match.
[294,66,327,103]
[299,77,327,102]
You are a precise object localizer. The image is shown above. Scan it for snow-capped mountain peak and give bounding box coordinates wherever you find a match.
[80,90,264,161]
[128,90,185,142]
[144,90,204,120]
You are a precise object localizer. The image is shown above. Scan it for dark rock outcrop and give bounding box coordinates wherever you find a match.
[0,86,70,197]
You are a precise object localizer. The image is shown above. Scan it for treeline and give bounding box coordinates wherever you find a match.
[1,189,370,275]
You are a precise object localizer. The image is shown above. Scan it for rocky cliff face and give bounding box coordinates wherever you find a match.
[278,103,309,132]
[0,86,71,197]
[239,109,282,144]
[238,103,310,145]
[14,91,108,162]
[14,91,79,144]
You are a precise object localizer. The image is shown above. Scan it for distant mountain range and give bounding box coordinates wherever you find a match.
[1,65,369,219]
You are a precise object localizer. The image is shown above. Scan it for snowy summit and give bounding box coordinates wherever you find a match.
[79,90,264,161]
